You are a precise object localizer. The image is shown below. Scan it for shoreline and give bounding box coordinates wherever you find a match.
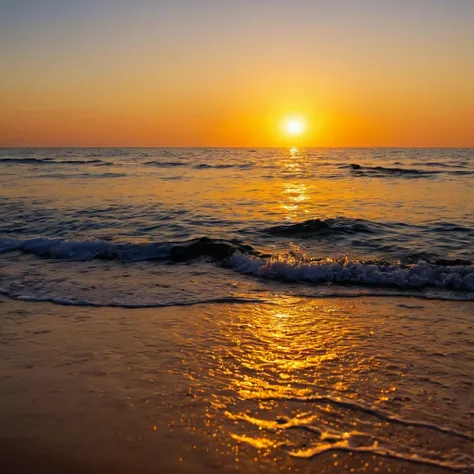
[1,296,473,473]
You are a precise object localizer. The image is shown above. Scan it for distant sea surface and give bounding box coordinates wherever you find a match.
[0,147,473,305]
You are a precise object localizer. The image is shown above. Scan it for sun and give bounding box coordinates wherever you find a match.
[283,117,306,137]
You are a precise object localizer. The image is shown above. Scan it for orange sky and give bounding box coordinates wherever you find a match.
[1,1,473,147]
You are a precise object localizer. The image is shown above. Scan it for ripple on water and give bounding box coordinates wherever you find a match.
[178,297,474,471]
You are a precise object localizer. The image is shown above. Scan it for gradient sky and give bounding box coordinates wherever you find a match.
[1,0,473,147]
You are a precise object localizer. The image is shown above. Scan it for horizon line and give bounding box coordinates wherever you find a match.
[1,145,473,150]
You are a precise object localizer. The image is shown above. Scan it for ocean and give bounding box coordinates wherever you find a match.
[0,147,473,472]
[1,147,473,305]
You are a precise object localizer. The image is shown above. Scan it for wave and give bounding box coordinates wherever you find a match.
[427,222,473,235]
[0,288,266,308]
[263,218,378,236]
[30,172,127,179]
[344,163,472,177]
[227,253,474,292]
[0,157,110,165]
[1,236,473,294]
[344,164,437,176]
[411,161,468,168]
[0,236,256,262]
[86,172,127,178]
[145,160,187,167]
[193,163,254,170]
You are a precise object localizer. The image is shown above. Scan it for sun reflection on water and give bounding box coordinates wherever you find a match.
[220,296,353,400]
[278,148,313,216]
[175,297,474,470]
[194,296,374,456]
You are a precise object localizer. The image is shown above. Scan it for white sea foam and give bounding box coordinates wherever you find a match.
[228,253,474,291]
[1,237,474,295]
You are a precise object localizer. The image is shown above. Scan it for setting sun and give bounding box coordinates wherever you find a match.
[283,118,306,137]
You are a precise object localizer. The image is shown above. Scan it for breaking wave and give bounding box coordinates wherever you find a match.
[1,236,473,294]
[228,253,474,292]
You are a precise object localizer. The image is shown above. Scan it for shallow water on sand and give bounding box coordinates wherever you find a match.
[0,296,473,473]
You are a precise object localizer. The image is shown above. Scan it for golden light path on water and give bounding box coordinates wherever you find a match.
[278,148,310,216]
[206,296,376,452]
[175,295,474,472]
[1,294,473,473]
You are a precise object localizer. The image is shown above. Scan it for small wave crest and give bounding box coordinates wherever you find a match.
[411,161,468,168]
[145,160,187,167]
[193,163,254,170]
[263,217,378,236]
[343,163,473,178]
[344,163,437,176]
[0,157,111,165]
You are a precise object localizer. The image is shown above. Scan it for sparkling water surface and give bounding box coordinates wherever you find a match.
[1,147,472,305]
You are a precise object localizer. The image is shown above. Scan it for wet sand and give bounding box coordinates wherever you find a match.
[0,295,473,473]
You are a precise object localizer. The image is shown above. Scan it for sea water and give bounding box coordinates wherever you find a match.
[0,147,473,305]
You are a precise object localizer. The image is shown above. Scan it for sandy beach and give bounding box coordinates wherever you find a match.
[1,295,473,473]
